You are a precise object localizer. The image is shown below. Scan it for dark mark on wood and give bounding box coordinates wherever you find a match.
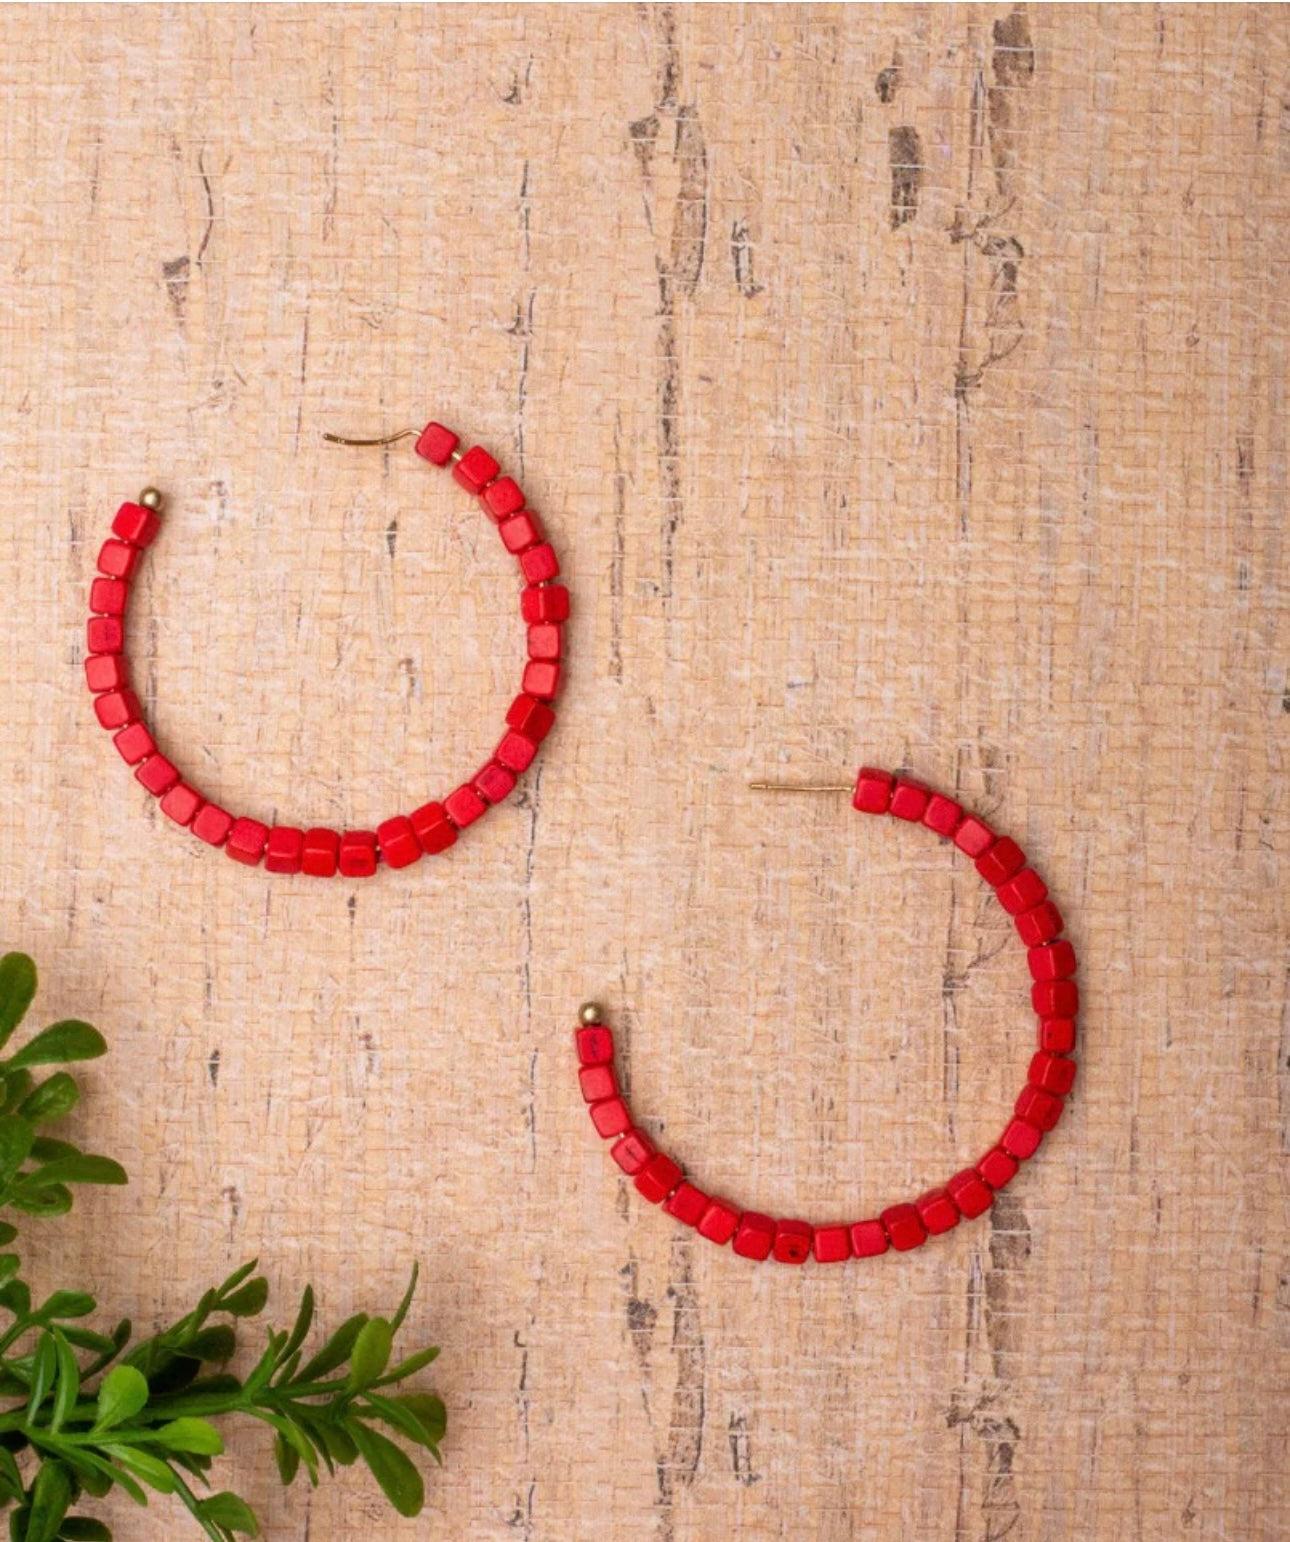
[207,1047,220,1087]
[888,125,923,227]
[162,256,190,323]
[876,55,901,103]
[730,217,763,297]
[989,9,1035,196]
[656,1236,704,1539]
[385,518,397,558]
[729,1411,759,1484]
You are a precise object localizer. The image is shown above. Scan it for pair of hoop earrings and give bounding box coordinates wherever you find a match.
[84,415,1079,1266]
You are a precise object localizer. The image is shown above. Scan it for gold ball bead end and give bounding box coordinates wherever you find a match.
[578,1002,604,1027]
[138,486,164,512]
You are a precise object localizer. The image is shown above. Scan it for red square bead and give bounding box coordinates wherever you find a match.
[915,1187,960,1235]
[495,730,538,774]
[732,1212,775,1260]
[522,661,561,701]
[812,1224,852,1263]
[192,802,234,848]
[998,869,1048,916]
[772,1219,813,1265]
[1030,1049,1077,1095]
[923,792,963,837]
[611,1128,655,1175]
[665,1181,710,1227]
[521,584,569,624]
[89,576,128,616]
[635,1152,684,1205]
[946,1167,994,1219]
[414,421,459,466]
[590,1096,631,1139]
[880,1202,927,1251]
[1016,1084,1064,1132]
[265,827,305,874]
[1039,1016,1076,1054]
[977,1145,1018,1191]
[338,830,378,878]
[452,445,500,494]
[852,766,894,814]
[1016,899,1063,946]
[301,827,340,877]
[87,616,124,654]
[97,538,140,580]
[499,511,543,554]
[697,1197,741,1245]
[376,815,421,869]
[953,815,995,858]
[160,782,202,826]
[113,721,155,764]
[575,1026,614,1065]
[112,501,161,547]
[578,1064,617,1104]
[474,760,516,806]
[94,689,141,730]
[519,543,560,584]
[481,476,525,521]
[445,783,488,828]
[849,1218,889,1258]
[1028,940,1077,982]
[1033,979,1079,1017]
[410,801,457,855]
[976,837,1025,886]
[889,779,931,822]
[227,817,269,866]
[527,623,562,662]
[135,754,180,796]
[85,654,128,694]
[506,694,555,742]
[1002,1116,1043,1161]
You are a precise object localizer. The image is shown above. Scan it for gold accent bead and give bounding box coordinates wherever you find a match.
[137,486,164,512]
[578,1002,604,1027]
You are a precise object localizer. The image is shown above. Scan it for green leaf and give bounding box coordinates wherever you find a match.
[272,1432,300,1487]
[0,1446,23,1502]
[220,1277,268,1318]
[99,1444,176,1494]
[0,955,37,1051]
[277,1285,314,1367]
[29,1137,78,1163]
[360,1392,441,1451]
[18,1156,127,1191]
[348,1419,424,1518]
[390,1263,419,1334]
[150,1419,224,1457]
[0,1222,16,1246]
[38,1292,97,1322]
[313,1419,358,1467]
[20,1077,80,1125]
[377,1344,440,1386]
[57,1520,113,1540]
[0,1071,34,1115]
[215,1260,259,1299]
[392,1392,446,1448]
[50,1330,81,1432]
[8,1023,106,1071]
[189,1325,237,1364]
[0,1278,31,1317]
[348,1317,392,1389]
[94,1363,148,1431]
[0,1254,20,1288]
[25,1459,71,1542]
[27,1331,58,1420]
[193,1493,258,1536]
[8,1185,73,1218]
[297,1313,368,1383]
[0,1115,34,1187]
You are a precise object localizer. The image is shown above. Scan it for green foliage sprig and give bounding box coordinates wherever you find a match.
[0,952,444,1541]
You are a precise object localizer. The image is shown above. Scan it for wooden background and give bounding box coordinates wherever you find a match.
[1,4,1287,1538]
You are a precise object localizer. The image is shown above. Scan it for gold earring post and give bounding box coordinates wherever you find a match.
[322,427,418,448]
[747,780,852,793]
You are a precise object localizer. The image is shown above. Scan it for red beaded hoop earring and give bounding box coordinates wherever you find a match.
[84,420,566,877]
[573,766,1078,1265]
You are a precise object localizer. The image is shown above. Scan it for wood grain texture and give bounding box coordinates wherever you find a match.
[1,4,1287,1537]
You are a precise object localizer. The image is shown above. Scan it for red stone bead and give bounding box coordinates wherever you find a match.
[772,1219,813,1264]
[574,1025,614,1066]
[410,801,457,855]
[452,445,500,494]
[414,421,459,466]
[1028,940,1077,982]
[265,827,305,875]
[953,815,994,858]
[812,1224,852,1263]
[590,1096,631,1139]
[89,577,128,616]
[527,623,562,663]
[849,1218,889,1258]
[1029,1050,1077,1096]
[635,1152,684,1205]
[976,837,1025,886]
[732,1212,775,1260]
[611,1128,655,1175]
[1016,1084,1064,1132]
[160,783,202,827]
[499,511,543,554]
[227,817,269,866]
[520,584,570,624]
[376,815,421,869]
[1002,1116,1043,1161]
[495,730,538,774]
[87,616,124,654]
[97,538,140,580]
[445,783,488,828]
[301,827,340,877]
[519,543,560,584]
[923,792,963,837]
[522,661,561,700]
[1033,979,1079,1017]
[481,477,525,522]
[852,766,894,814]
[1015,899,1063,946]
[997,868,1048,916]
[338,830,378,878]
[946,1167,994,1219]
[697,1197,740,1245]
[977,1145,1019,1191]
[915,1188,960,1236]
[665,1181,710,1227]
[474,761,516,805]
[113,721,155,765]
[880,1202,928,1251]
[889,779,931,822]
[94,689,141,731]
[578,1064,617,1104]
[135,754,180,796]
[112,501,161,547]
[192,803,234,848]
[506,694,555,741]
[1039,1016,1077,1054]
[84,654,128,694]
